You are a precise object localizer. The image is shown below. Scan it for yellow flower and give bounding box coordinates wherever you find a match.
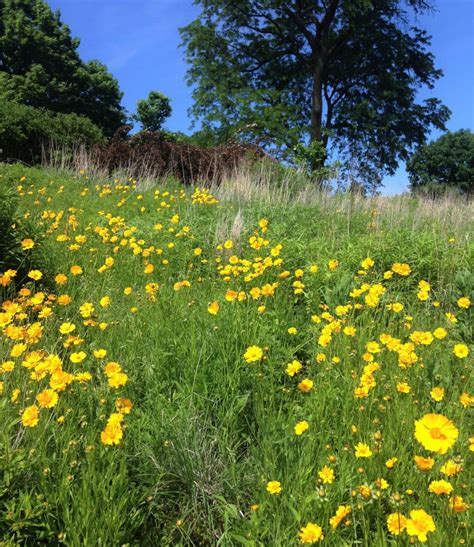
[298,522,324,544]
[354,442,372,458]
[457,297,470,309]
[318,465,334,484]
[93,349,107,359]
[243,345,263,363]
[36,389,59,409]
[70,265,83,276]
[433,327,447,339]
[430,387,445,402]
[99,296,110,307]
[391,262,411,276]
[453,343,469,358]
[59,322,76,335]
[414,413,458,454]
[207,301,220,315]
[459,392,474,408]
[108,372,128,388]
[449,495,469,513]
[385,457,398,469]
[294,420,309,436]
[396,382,411,394]
[266,480,281,495]
[27,270,43,281]
[286,360,302,376]
[22,405,40,427]
[387,513,407,535]
[287,327,297,335]
[70,351,87,364]
[297,378,314,393]
[100,423,123,445]
[405,509,436,543]
[115,398,133,414]
[440,459,462,477]
[21,238,35,250]
[428,479,453,495]
[329,505,351,529]
[328,259,339,270]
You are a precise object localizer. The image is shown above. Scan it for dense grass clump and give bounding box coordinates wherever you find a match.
[0,164,472,546]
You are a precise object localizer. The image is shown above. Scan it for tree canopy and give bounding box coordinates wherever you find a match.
[180,0,451,184]
[133,91,172,132]
[0,0,125,136]
[407,129,474,195]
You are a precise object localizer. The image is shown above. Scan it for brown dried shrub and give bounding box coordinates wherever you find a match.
[92,126,268,185]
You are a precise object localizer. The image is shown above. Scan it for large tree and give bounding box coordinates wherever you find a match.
[180,0,450,181]
[0,0,125,136]
[407,129,474,195]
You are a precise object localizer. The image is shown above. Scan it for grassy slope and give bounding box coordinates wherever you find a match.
[0,163,473,546]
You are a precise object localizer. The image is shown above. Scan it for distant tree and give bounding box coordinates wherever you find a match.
[133,91,172,132]
[181,0,450,184]
[407,130,474,195]
[0,0,125,136]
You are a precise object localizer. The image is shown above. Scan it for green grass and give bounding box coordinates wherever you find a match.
[0,163,472,546]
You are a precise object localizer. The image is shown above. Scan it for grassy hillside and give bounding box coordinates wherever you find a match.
[0,163,472,546]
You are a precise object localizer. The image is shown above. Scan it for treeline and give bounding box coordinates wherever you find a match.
[0,0,472,194]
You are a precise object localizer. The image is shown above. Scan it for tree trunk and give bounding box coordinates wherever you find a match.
[310,60,326,171]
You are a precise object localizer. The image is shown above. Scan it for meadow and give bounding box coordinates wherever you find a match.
[0,163,472,546]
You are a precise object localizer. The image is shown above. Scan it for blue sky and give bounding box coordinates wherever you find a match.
[49,0,473,194]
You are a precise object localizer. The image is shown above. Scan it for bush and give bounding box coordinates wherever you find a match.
[93,127,268,184]
[0,100,104,164]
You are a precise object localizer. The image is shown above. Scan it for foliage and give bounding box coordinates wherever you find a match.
[0,99,104,163]
[0,0,125,136]
[133,91,172,132]
[407,129,474,196]
[180,0,450,185]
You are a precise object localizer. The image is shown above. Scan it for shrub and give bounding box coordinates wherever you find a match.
[93,127,269,185]
[0,100,104,164]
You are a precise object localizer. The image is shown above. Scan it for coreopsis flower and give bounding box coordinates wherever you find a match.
[286,360,302,376]
[207,301,219,315]
[28,270,43,281]
[459,392,474,408]
[36,389,59,409]
[21,238,35,250]
[453,343,469,358]
[415,413,458,454]
[243,345,263,363]
[449,495,469,512]
[70,265,83,276]
[328,259,339,270]
[59,322,76,335]
[396,382,411,394]
[385,457,398,469]
[70,352,87,364]
[391,262,411,276]
[99,296,110,307]
[22,405,40,427]
[387,513,407,535]
[433,327,447,339]
[318,466,334,484]
[405,509,436,543]
[457,297,471,309]
[414,455,434,472]
[430,387,445,402]
[440,460,462,477]
[354,442,373,458]
[115,398,133,414]
[294,421,309,436]
[93,349,107,359]
[297,378,314,393]
[100,422,123,445]
[298,522,324,544]
[428,479,453,495]
[266,480,281,495]
[329,505,351,529]
[54,273,68,285]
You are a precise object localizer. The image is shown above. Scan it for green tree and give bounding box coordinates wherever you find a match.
[180,0,450,182]
[133,91,172,132]
[0,0,125,136]
[407,129,474,195]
